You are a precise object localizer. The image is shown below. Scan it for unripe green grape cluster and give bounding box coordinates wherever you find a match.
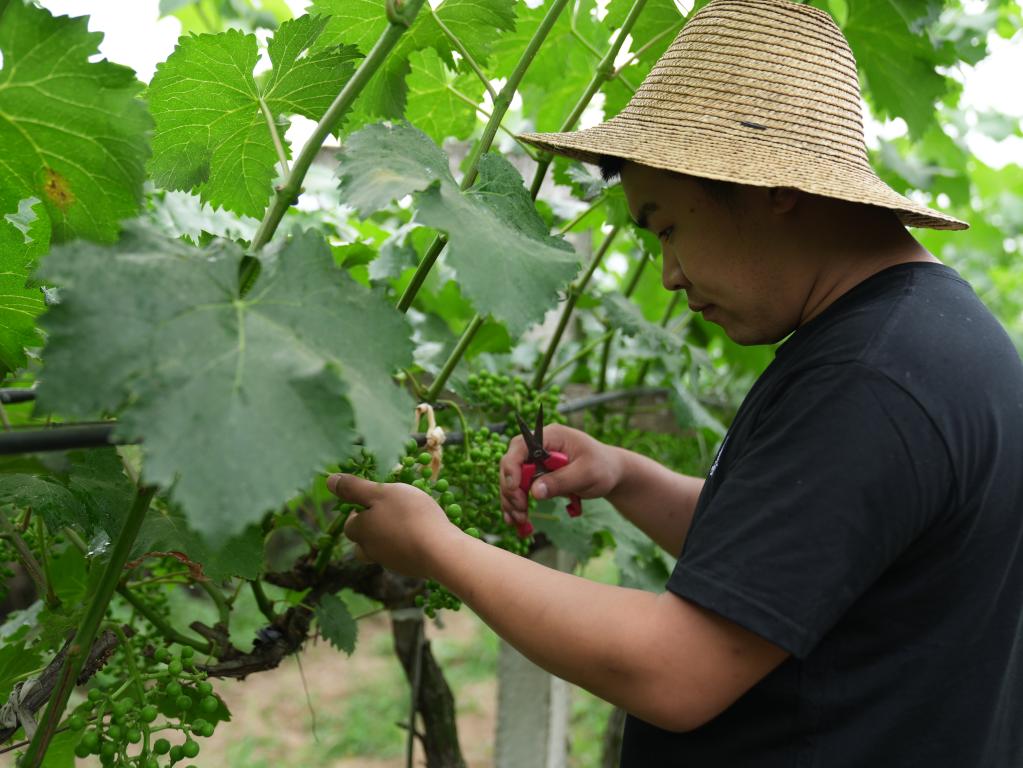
[465,370,562,427]
[67,642,223,767]
[335,375,564,617]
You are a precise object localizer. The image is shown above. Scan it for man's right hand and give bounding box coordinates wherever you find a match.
[499,424,625,530]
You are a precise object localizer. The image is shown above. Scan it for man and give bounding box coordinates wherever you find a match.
[329,0,1023,764]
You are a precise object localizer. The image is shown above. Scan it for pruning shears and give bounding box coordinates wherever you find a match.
[514,405,583,538]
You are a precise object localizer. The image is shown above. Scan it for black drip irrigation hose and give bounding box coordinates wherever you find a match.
[0,387,673,454]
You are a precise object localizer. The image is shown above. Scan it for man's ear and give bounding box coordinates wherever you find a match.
[768,186,800,214]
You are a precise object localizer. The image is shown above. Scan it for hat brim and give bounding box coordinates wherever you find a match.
[521,119,968,231]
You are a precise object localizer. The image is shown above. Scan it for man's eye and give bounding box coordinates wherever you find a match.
[658,226,674,242]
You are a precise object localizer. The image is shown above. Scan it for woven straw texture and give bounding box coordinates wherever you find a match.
[520,0,967,230]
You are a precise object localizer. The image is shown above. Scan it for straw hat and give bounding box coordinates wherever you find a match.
[520,0,967,230]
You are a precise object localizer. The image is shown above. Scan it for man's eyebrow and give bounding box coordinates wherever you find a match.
[633,201,658,230]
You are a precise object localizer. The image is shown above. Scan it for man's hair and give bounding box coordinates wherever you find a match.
[598,155,739,206]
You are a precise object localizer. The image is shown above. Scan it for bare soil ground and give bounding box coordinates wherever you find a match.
[200,609,499,768]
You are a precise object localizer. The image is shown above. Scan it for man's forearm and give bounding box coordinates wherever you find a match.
[429,530,679,727]
[605,447,704,556]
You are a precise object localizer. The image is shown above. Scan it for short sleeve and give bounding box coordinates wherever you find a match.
[667,363,953,658]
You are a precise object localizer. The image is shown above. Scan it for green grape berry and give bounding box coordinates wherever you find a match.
[420,465,432,479]
[170,745,184,762]
[167,659,183,675]
[88,688,104,703]
[180,646,195,660]
[107,724,122,741]
[140,705,158,723]
[100,741,116,760]
[196,681,213,695]
[74,740,92,758]
[434,478,449,492]
[155,647,171,663]
[68,713,86,730]
[200,695,219,714]
[127,727,142,744]
[153,738,171,755]
[417,452,432,466]
[182,739,200,758]
[465,527,481,538]
[165,681,183,697]
[81,731,100,752]
[176,694,193,711]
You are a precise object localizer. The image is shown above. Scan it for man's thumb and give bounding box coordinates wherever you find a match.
[327,473,377,506]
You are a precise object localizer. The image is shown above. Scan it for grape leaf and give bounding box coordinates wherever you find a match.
[147,16,360,218]
[316,592,358,654]
[310,0,515,117]
[0,191,48,376]
[337,122,580,336]
[36,223,414,540]
[405,48,480,143]
[0,639,42,703]
[670,384,726,437]
[533,497,674,591]
[601,293,681,352]
[0,449,132,538]
[131,505,265,581]
[0,1,150,243]
[842,0,949,139]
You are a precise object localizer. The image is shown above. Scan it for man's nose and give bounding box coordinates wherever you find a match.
[661,250,690,292]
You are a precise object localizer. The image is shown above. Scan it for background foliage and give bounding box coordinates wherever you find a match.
[0,0,1020,764]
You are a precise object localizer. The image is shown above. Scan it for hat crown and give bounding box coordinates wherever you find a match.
[517,0,967,229]
[623,0,870,170]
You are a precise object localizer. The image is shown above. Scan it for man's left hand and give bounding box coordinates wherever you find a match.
[326,473,457,579]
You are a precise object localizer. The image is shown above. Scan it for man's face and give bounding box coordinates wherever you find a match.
[620,162,805,345]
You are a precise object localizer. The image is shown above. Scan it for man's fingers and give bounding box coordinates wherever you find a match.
[500,435,527,492]
[530,462,589,501]
[327,473,379,506]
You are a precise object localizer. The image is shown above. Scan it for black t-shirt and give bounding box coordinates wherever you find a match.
[621,263,1023,767]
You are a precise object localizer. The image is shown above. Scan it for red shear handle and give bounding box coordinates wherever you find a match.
[517,451,584,538]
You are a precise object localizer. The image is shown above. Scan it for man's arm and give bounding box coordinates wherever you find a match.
[605,446,704,557]
[430,527,788,732]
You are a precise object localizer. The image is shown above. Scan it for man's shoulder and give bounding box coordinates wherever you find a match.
[777,262,1022,402]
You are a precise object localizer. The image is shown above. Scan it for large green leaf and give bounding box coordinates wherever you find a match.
[147,16,360,218]
[36,224,414,540]
[842,0,949,139]
[337,122,580,336]
[0,1,150,243]
[310,0,515,117]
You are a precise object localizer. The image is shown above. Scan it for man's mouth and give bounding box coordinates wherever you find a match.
[688,302,711,313]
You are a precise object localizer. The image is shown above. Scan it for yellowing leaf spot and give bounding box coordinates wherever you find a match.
[43,168,75,212]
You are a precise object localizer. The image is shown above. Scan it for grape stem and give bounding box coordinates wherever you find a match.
[22,484,157,768]
[250,579,278,623]
[532,225,621,389]
[528,0,650,198]
[395,0,575,314]
[245,0,429,258]
[429,6,498,101]
[0,512,57,609]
